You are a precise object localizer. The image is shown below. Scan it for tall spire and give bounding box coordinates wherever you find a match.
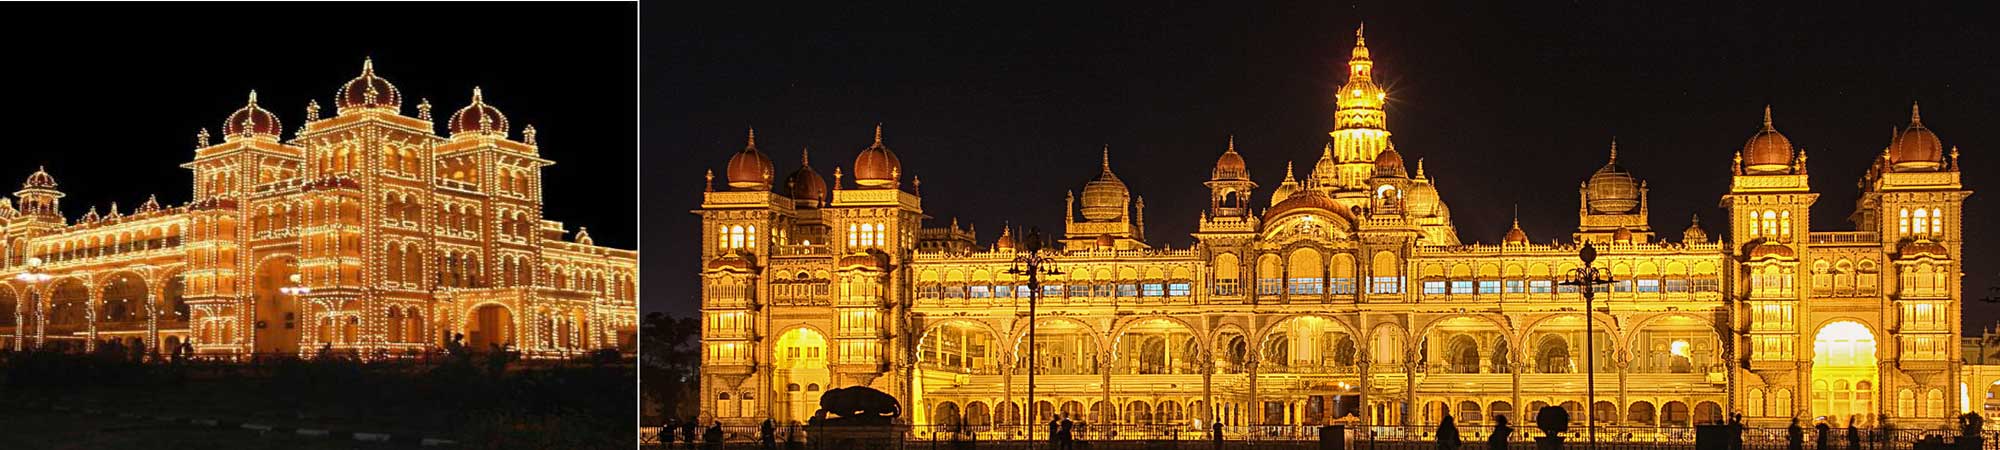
[1512,204,1521,228]
[873,122,884,146]
[1101,144,1112,172]
[1608,137,1619,163]
[1226,134,1236,153]
[1762,105,1774,131]
[1284,161,1296,181]
[747,127,757,148]
[800,146,810,166]
[1909,101,1924,127]
[1415,158,1427,179]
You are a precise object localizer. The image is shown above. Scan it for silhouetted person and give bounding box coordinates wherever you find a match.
[1728,413,1745,450]
[1436,415,1461,450]
[1059,414,1075,450]
[705,421,725,450]
[1845,417,1859,450]
[761,418,777,450]
[1815,420,1829,450]
[1048,416,1062,447]
[1489,415,1512,450]
[1212,420,1224,450]
[1787,418,1804,450]
[681,418,698,450]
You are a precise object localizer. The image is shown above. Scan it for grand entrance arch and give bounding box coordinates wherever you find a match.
[253,257,303,355]
[773,327,829,423]
[467,303,515,351]
[1811,321,1877,425]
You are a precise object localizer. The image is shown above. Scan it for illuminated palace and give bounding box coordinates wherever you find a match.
[0,60,637,359]
[695,28,1973,432]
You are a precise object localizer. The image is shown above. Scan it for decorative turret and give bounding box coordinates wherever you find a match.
[14,166,64,219]
[1079,146,1130,222]
[1502,205,1529,246]
[1740,106,1797,175]
[335,57,402,114]
[1205,136,1257,218]
[1889,102,1946,171]
[1586,139,1640,213]
[1683,214,1709,244]
[1326,24,1394,191]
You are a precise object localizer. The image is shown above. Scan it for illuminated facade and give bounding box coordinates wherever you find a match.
[695,28,1970,431]
[0,60,637,359]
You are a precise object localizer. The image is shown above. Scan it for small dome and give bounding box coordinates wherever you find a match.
[448,87,509,137]
[1080,147,1130,222]
[1742,106,1795,174]
[335,58,402,113]
[1748,241,1795,259]
[1095,234,1115,249]
[1503,222,1528,245]
[1586,140,1640,213]
[1889,103,1945,171]
[785,148,827,207]
[853,124,901,188]
[1211,137,1249,181]
[1404,180,1441,217]
[1269,162,1299,208]
[22,166,57,190]
[1373,146,1406,178]
[1611,226,1635,244]
[726,128,774,190]
[995,227,1016,251]
[223,91,282,137]
[1683,214,1709,244]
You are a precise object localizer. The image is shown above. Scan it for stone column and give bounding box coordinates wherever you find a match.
[86,284,101,352]
[1247,358,1261,425]
[1405,354,1419,426]
[1358,354,1373,427]
[1202,349,1215,423]
[1511,360,1525,425]
[1615,352,1630,427]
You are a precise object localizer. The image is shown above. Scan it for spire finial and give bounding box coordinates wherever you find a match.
[1322,141,1334,158]
[1762,105,1773,130]
[1101,144,1112,171]
[362,56,374,75]
[471,86,484,103]
[704,170,714,192]
[1227,135,1236,153]
[1910,101,1923,126]
[1608,137,1619,163]
[247,90,259,105]
[873,122,884,146]
[1691,212,1701,226]
[1283,161,1295,180]
[747,127,757,147]
[1512,204,1521,228]
[1415,158,1427,179]
[800,146,810,165]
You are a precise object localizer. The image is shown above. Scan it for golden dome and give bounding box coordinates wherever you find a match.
[1079,146,1129,222]
[853,124,901,188]
[1373,145,1406,178]
[335,58,401,114]
[1586,140,1640,213]
[448,87,509,137]
[726,128,774,190]
[1269,162,1299,208]
[1683,214,1709,244]
[1611,226,1635,244]
[1741,106,1795,174]
[1262,187,1351,223]
[1211,136,1249,181]
[223,91,282,138]
[1503,218,1528,245]
[1889,103,1945,171]
[785,148,826,207]
[1404,160,1442,217]
[1336,25,1385,114]
[21,166,57,190]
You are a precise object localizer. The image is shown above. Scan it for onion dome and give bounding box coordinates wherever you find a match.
[1889,102,1945,171]
[223,91,282,138]
[137,195,161,214]
[1586,139,1640,213]
[726,128,775,190]
[1079,146,1130,221]
[1683,214,1709,244]
[1263,187,1351,223]
[335,57,402,113]
[1502,206,1528,245]
[1404,159,1442,217]
[22,166,57,190]
[994,227,1016,251]
[1211,136,1249,181]
[1899,239,1949,258]
[1373,145,1406,178]
[786,148,828,207]
[852,124,902,188]
[80,206,100,223]
[1748,241,1795,259]
[1741,106,1795,174]
[1611,226,1634,244]
[1269,162,1300,207]
[448,87,509,137]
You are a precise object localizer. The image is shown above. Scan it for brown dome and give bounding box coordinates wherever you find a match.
[448,87,509,137]
[1741,106,1795,174]
[223,91,282,138]
[1080,146,1130,222]
[1262,188,1350,223]
[995,227,1016,251]
[1503,223,1528,245]
[1211,137,1249,181]
[1889,103,1945,171]
[335,58,401,114]
[1094,234,1115,249]
[853,124,901,188]
[726,128,774,190]
[21,166,56,190]
[1611,226,1635,244]
[1747,241,1795,259]
[786,148,827,206]
[1683,214,1709,244]
[1373,146,1406,178]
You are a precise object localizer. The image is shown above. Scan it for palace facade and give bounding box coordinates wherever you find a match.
[695,28,1972,431]
[0,60,637,359]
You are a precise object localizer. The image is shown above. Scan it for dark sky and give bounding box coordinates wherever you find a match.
[647,2,1998,325]
[2,2,636,250]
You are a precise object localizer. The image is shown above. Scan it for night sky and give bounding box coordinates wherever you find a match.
[2,3,637,249]
[647,2,1997,325]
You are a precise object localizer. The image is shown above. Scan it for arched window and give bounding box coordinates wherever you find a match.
[1898,209,1911,235]
[1913,209,1929,238]
[1761,210,1777,237]
[1931,208,1944,236]
[1779,210,1792,238]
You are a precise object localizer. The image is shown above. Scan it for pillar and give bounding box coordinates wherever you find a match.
[1358,355,1373,427]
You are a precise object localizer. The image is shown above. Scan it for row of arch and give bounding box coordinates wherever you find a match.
[0,270,191,330]
[24,224,187,265]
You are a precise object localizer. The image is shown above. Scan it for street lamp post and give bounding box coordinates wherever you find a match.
[1558,242,1614,450]
[15,257,52,351]
[1005,227,1062,447]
